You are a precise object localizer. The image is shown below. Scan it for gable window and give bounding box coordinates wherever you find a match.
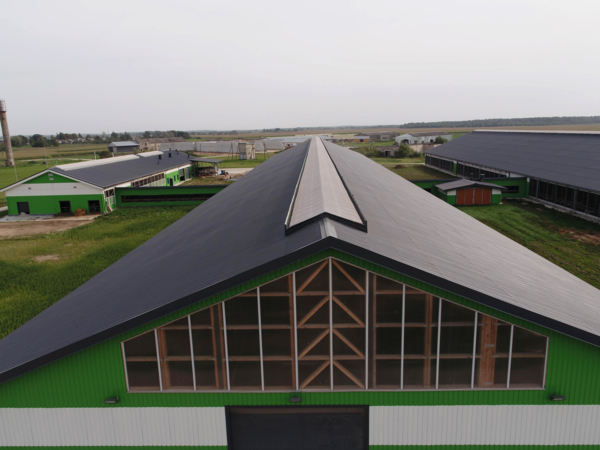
[122,258,548,392]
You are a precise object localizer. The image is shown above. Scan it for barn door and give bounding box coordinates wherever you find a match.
[456,189,466,205]
[483,188,492,204]
[226,406,368,450]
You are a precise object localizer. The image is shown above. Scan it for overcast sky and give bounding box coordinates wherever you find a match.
[2,0,599,135]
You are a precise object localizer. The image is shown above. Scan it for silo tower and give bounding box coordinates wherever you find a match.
[0,100,15,166]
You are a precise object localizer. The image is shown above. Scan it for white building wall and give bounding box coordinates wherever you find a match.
[6,182,102,198]
[2,405,600,447]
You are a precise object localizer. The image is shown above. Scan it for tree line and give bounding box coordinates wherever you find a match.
[0,130,192,150]
[399,116,600,129]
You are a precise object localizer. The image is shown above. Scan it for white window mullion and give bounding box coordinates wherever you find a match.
[257,287,265,391]
[154,329,163,392]
[471,311,478,389]
[329,257,333,390]
[222,302,231,391]
[364,271,369,390]
[507,324,514,389]
[121,342,130,392]
[188,315,197,391]
[400,284,405,390]
[293,272,299,391]
[435,300,442,390]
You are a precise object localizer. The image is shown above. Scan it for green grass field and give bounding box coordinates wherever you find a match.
[216,152,276,168]
[1,143,108,161]
[181,177,234,186]
[387,164,456,180]
[370,156,425,165]
[460,200,600,289]
[0,206,194,339]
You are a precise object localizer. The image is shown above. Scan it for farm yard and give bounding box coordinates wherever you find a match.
[459,200,600,289]
[0,206,194,339]
[386,164,454,180]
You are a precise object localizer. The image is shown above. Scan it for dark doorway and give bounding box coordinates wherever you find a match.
[17,202,30,214]
[179,168,186,181]
[226,406,368,450]
[88,200,101,213]
[59,201,71,213]
[169,178,174,186]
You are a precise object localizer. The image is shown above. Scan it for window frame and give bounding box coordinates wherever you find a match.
[121,258,549,393]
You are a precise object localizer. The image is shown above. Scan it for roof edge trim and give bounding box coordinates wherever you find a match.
[284,145,310,230]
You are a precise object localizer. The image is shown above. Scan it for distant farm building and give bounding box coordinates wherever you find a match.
[136,137,187,152]
[238,141,256,160]
[1,151,193,215]
[108,141,140,154]
[425,130,600,222]
[396,132,452,144]
[434,179,506,205]
[359,131,400,142]
[353,135,370,143]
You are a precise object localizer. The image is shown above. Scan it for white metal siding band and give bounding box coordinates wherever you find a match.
[0,407,227,447]
[369,405,600,446]
[7,183,102,197]
[2,405,600,446]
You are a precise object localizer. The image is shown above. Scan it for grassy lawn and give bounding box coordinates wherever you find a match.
[339,140,398,148]
[181,177,234,186]
[0,206,194,339]
[216,152,277,168]
[371,156,425,165]
[459,200,600,289]
[2,143,108,161]
[387,165,456,180]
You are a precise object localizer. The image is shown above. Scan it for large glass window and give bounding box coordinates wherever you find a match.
[122,259,548,392]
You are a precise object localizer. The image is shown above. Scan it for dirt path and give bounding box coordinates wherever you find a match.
[0,217,96,237]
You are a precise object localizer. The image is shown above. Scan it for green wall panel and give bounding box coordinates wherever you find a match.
[165,170,180,186]
[7,194,105,215]
[25,172,76,184]
[1,250,599,409]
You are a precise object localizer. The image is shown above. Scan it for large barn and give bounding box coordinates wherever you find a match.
[425,130,600,221]
[1,150,192,215]
[1,137,600,449]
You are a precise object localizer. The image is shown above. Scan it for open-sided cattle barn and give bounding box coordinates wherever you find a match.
[425,130,600,221]
[1,138,600,449]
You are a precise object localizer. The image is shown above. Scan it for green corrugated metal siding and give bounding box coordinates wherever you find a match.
[486,177,528,198]
[6,194,106,215]
[1,249,600,409]
[491,193,502,204]
[25,172,74,184]
[164,170,180,186]
[115,185,227,207]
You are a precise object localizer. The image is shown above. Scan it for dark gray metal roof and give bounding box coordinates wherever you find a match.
[1,138,600,384]
[108,141,139,147]
[426,130,600,193]
[190,157,222,163]
[51,152,192,189]
[435,179,507,192]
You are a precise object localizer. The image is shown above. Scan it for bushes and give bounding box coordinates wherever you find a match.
[396,143,421,158]
[434,136,448,144]
[353,145,382,158]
